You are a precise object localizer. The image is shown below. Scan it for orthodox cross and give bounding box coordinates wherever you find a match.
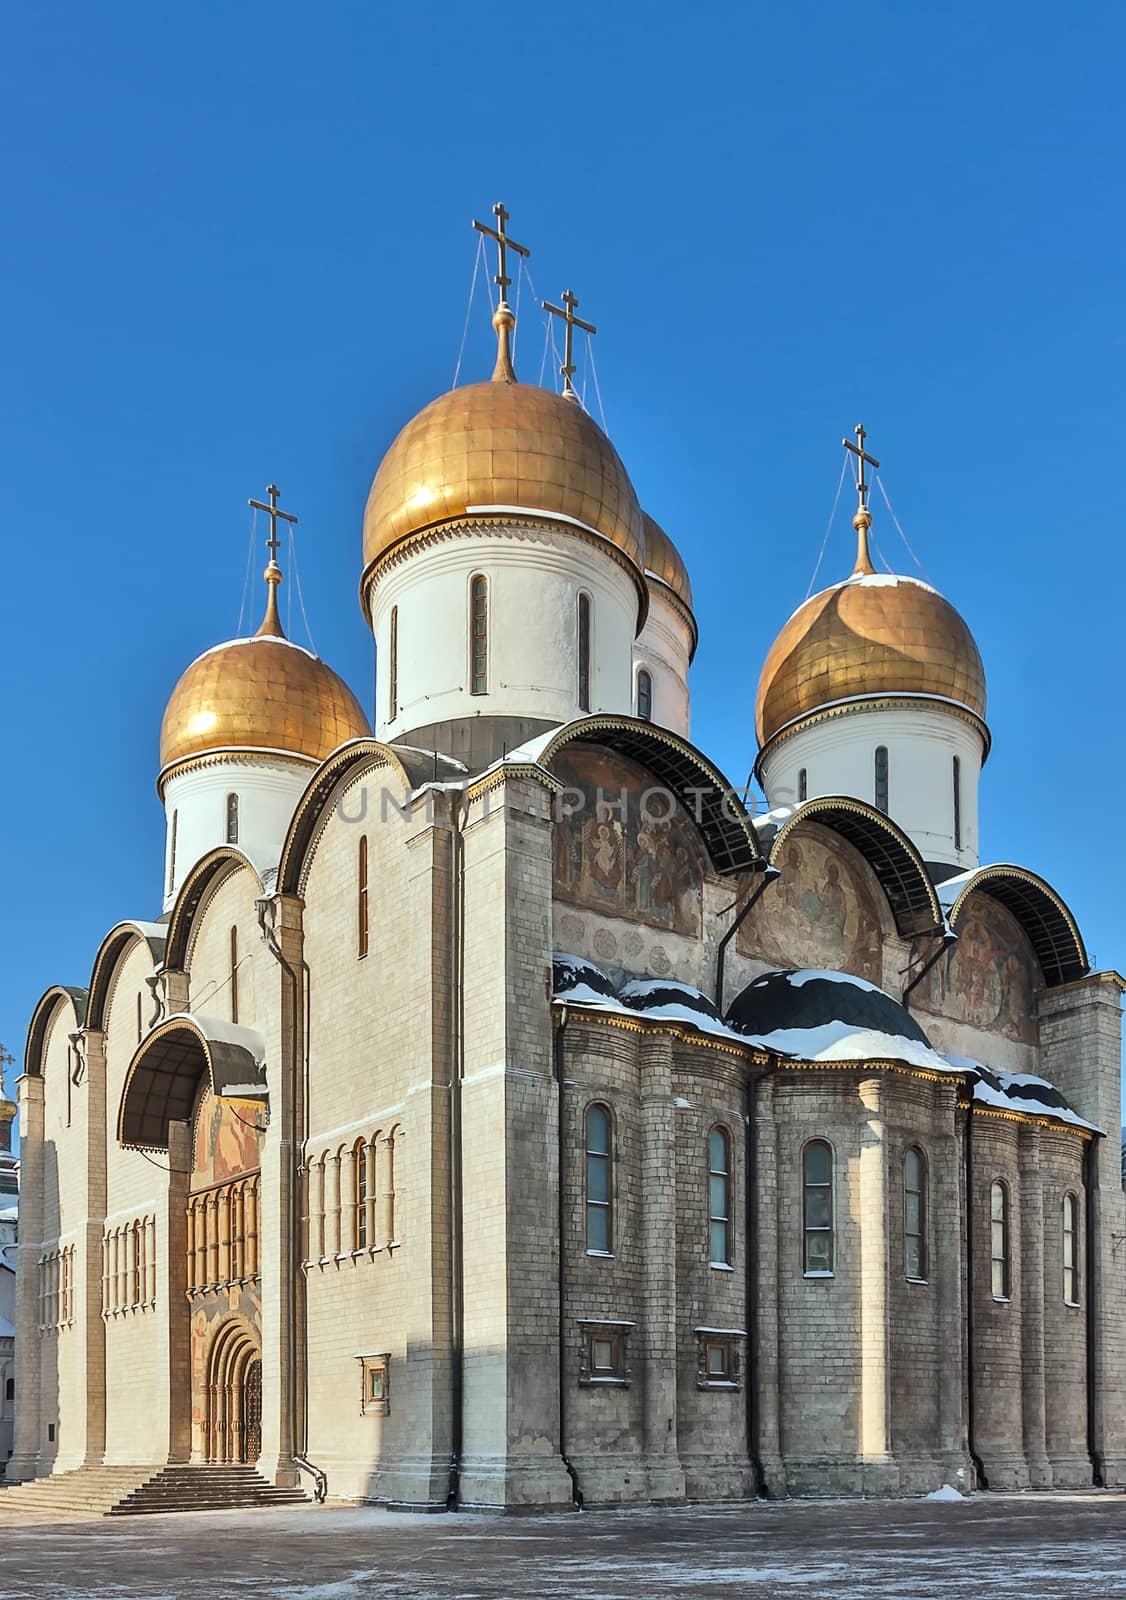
[842,423,880,509]
[0,1044,13,1087]
[543,288,597,398]
[248,483,299,564]
[472,202,531,305]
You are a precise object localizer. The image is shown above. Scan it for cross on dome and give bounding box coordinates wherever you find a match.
[543,288,597,400]
[472,202,532,384]
[248,483,299,638]
[842,423,881,576]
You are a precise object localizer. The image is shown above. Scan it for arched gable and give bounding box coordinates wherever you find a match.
[164,848,264,974]
[25,986,87,1076]
[278,738,462,898]
[534,715,761,876]
[86,921,167,1033]
[766,798,942,938]
[942,865,1088,988]
[117,1013,267,1151]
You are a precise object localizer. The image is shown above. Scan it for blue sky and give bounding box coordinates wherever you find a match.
[2,1,1123,1097]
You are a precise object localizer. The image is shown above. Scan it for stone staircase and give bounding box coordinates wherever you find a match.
[1,1464,309,1518]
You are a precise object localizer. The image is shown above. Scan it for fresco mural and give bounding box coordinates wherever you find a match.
[739,828,883,983]
[911,894,1039,1044]
[191,1084,264,1191]
[552,745,706,939]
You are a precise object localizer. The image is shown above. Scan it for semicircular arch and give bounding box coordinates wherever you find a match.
[768,797,942,939]
[945,865,1087,987]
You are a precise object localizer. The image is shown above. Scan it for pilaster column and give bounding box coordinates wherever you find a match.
[364,1139,378,1248]
[163,1119,192,1463]
[638,1033,685,1503]
[1019,1125,1050,1485]
[80,1029,107,1466]
[379,1133,396,1245]
[935,1097,968,1482]
[858,1076,897,1492]
[6,1075,44,1482]
[755,1076,785,1493]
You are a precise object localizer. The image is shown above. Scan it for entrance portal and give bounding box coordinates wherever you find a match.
[205,1319,262,1464]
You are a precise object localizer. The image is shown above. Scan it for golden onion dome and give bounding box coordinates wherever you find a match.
[360,307,644,610]
[756,509,986,748]
[642,513,693,612]
[159,561,370,784]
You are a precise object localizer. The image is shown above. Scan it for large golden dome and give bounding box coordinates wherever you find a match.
[159,573,370,783]
[756,514,986,748]
[642,512,693,612]
[360,311,644,606]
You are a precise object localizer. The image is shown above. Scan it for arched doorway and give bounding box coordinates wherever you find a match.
[205,1318,262,1464]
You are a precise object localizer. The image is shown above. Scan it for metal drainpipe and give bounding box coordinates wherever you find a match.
[447,792,465,1511]
[1084,1135,1104,1486]
[257,897,327,1504]
[744,1059,775,1497]
[963,1101,987,1490]
[902,932,957,1010]
[553,1007,583,1509]
[714,866,778,1012]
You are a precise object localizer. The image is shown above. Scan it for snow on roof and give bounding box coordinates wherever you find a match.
[843,572,939,595]
[553,958,1094,1132]
[174,1014,267,1062]
[194,633,318,664]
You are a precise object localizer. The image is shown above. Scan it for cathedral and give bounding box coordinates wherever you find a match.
[9,206,1125,1513]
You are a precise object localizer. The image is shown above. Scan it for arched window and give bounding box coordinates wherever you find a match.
[904,1147,927,1281]
[990,1180,1011,1299]
[1063,1192,1079,1305]
[168,810,178,895]
[637,668,653,722]
[357,835,369,959]
[577,593,592,711]
[354,1138,369,1249]
[388,604,399,722]
[226,791,239,845]
[874,746,889,814]
[470,574,488,694]
[798,768,808,803]
[230,925,239,1024]
[802,1140,833,1274]
[952,755,962,850]
[708,1127,731,1265]
[585,1104,612,1253]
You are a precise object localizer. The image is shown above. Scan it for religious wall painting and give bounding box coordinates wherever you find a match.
[738,828,883,983]
[910,894,1038,1044]
[191,1084,264,1192]
[551,745,705,939]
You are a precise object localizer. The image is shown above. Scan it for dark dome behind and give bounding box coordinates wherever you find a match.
[728,969,933,1046]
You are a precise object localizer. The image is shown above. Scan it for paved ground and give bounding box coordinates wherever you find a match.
[1,1492,1126,1599]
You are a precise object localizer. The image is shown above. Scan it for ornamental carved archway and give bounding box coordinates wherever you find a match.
[204,1316,262,1464]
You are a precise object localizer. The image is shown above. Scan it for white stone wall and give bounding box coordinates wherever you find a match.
[759,701,985,869]
[633,587,692,737]
[161,755,314,911]
[367,524,639,743]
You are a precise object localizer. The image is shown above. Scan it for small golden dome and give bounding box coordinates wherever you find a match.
[361,372,644,602]
[756,532,986,748]
[642,513,693,612]
[159,570,370,781]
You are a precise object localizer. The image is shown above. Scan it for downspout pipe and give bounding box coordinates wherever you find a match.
[902,931,957,1010]
[257,896,327,1504]
[554,1007,583,1509]
[1084,1134,1104,1486]
[744,1058,776,1497]
[964,1097,987,1490]
[714,865,778,1012]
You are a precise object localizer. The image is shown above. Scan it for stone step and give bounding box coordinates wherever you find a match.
[2,1464,310,1518]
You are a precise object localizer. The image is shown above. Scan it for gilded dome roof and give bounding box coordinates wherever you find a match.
[159,574,370,781]
[756,518,986,747]
[642,513,693,611]
[361,315,644,601]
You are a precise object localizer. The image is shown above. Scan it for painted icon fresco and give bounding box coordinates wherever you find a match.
[738,828,883,983]
[191,1083,264,1190]
[551,745,705,938]
[911,894,1038,1044]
